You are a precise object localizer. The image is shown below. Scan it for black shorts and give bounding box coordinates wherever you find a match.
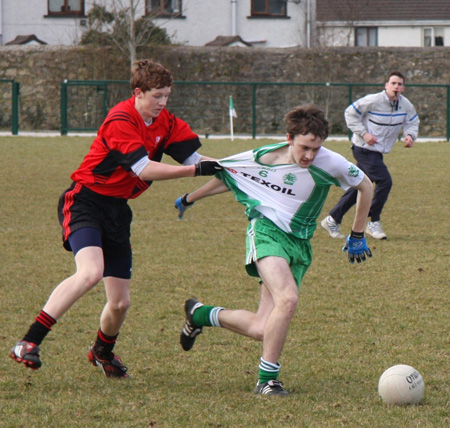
[57,182,132,258]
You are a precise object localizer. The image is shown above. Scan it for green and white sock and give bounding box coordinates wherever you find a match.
[192,305,225,327]
[258,357,281,384]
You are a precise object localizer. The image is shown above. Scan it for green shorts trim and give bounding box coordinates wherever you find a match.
[245,217,312,288]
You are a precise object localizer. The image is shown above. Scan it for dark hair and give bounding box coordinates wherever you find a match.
[386,71,405,84]
[284,104,329,141]
[130,59,173,92]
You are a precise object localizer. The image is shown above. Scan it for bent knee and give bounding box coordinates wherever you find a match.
[282,292,298,307]
[277,294,298,316]
[74,269,104,290]
[377,176,393,189]
[108,299,131,314]
[253,329,264,342]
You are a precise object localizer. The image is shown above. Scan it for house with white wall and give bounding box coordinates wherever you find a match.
[0,0,90,45]
[150,0,314,47]
[0,0,316,47]
[0,0,449,48]
[0,0,314,47]
[316,0,450,47]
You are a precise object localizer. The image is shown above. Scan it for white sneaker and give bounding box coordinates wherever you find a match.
[320,216,345,238]
[366,221,387,240]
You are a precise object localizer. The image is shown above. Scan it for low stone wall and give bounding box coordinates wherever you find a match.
[0,45,449,137]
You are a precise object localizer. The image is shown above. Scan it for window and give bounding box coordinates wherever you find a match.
[146,0,182,17]
[251,0,287,17]
[48,0,84,16]
[355,27,377,47]
[424,27,444,47]
[424,28,433,47]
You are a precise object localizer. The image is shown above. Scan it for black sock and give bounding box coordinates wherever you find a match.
[94,329,118,359]
[23,310,57,346]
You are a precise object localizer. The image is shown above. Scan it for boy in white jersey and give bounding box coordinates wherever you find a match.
[176,104,374,395]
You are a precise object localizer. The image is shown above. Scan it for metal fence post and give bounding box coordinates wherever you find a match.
[61,80,68,135]
[252,84,257,139]
[447,86,450,142]
[11,81,20,135]
[348,84,353,141]
[102,82,108,118]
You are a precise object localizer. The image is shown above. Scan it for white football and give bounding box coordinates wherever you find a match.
[378,364,425,405]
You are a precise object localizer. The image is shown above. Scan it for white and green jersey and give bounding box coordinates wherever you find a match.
[216,142,364,240]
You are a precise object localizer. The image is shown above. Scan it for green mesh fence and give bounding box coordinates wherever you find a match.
[61,80,450,140]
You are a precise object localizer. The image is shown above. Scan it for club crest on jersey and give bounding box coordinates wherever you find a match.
[283,173,297,185]
[348,165,360,177]
[156,136,161,143]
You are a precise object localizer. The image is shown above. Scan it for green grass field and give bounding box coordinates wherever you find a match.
[0,136,448,428]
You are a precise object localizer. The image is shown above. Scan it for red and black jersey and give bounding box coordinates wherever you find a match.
[71,96,201,199]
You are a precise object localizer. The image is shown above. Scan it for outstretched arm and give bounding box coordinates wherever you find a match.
[351,174,373,233]
[175,178,229,219]
[139,159,222,181]
[140,160,196,181]
[185,178,229,203]
[343,174,374,263]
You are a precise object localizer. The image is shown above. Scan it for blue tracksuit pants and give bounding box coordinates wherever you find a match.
[329,145,392,223]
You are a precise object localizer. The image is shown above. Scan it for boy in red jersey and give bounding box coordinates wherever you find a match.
[10,59,221,378]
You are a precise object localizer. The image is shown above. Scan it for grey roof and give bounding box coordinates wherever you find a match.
[6,34,47,45]
[205,36,253,47]
[317,0,450,21]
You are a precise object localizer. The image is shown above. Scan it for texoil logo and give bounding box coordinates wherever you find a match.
[226,168,296,196]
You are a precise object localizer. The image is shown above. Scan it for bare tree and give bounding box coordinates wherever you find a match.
[81,0,172,67]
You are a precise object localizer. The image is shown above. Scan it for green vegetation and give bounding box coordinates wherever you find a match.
[0,137,448,427]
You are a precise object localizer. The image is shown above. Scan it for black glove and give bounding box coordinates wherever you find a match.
[194,161,223,176]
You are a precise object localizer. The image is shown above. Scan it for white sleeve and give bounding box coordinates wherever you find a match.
[317,148,364,191]
[131,156,150,176]
[182,151,202,165]
[339,161,365,190]
[345,102,367,138]
[402,99,420,140]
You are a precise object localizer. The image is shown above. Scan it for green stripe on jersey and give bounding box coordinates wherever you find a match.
[215,169,263,218]
[289,165,341,238]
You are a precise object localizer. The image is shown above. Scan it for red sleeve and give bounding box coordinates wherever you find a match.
[156,110,202,164]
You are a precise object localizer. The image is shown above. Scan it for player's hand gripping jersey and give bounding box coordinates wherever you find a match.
[215,142,364,240]
[71,96,201,199]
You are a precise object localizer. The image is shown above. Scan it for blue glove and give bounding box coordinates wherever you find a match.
[175,194,194,220]
[342,231,372,264]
